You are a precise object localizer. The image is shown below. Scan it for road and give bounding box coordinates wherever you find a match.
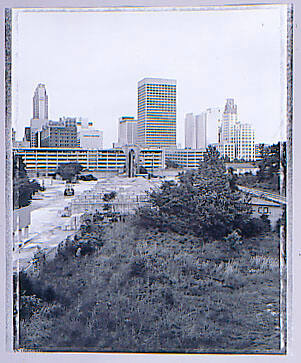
[237,185,287,205]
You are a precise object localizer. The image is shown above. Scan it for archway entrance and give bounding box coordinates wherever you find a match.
[128,149,135,178]
[122,146,141,178]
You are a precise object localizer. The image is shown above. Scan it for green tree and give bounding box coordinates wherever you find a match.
[138,147,252,239]
[165,158,179,169]
[13,155,42,209]
[256,142,286,192]
[56,162,83,182]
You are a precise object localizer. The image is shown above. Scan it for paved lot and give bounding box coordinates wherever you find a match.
[13,175,165,271]
[13,178,98,270]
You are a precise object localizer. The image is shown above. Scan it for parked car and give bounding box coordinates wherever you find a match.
[64,184,74,196]
[78,174,98,181]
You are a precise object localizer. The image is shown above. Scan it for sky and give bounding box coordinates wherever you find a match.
[11,5,288,148]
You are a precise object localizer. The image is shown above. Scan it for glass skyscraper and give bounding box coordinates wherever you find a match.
[137,78,176,148]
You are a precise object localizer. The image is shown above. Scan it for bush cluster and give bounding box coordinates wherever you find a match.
[137,147,269,240]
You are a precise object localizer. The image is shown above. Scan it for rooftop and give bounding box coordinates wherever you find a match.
[138,77,176,87]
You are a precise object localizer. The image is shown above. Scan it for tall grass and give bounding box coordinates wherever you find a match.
[18,220,281,353]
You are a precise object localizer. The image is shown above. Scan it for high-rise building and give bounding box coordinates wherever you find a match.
[137,78,176,148]
[30,84,49,146]
[185,113,195,149]
[219,98,255,161]
[206,107,222,144]
[118,116,137,146]
[40,118,77,148]
[235,123,255,161]
[185,112,207,149]
[195,113,207,149]
[33,83,48,120]
[221,98,239,144]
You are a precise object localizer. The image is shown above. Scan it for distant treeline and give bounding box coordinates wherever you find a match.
[235,142,286,193]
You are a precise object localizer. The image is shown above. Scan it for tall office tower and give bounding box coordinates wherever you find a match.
[185,112,207,149]
[206,107,222,144]
[33,83,48,120]
[219,98,255,161]
[221,98,239,144]
[195,113,207,149]
[137,78,176,148]
[235,123,255,161]
[30,83,49,146]
[118,116,137,146]
[185,113,195,148]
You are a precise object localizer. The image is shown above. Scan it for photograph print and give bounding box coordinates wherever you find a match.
[7,4,291,354]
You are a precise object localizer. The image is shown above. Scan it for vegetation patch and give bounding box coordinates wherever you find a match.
[15,148,283,353]
[16,217,280,353]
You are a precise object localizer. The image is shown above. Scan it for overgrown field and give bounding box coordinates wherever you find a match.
[17,218,281,353]
[16,149,283,353]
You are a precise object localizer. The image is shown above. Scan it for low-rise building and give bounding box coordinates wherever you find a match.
[76,117,103,149]
[13,147,164,175]
[165,149,206,168]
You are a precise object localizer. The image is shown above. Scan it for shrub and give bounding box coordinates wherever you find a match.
[238,215,271,237]
[224,230,242,251]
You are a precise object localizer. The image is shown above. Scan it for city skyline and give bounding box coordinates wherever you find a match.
[11,6,287,148]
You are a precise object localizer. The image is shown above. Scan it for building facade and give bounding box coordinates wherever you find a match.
[118,116,137,146]
[185,112,207,149]
[219,98,255,161]
[78,129,103,149]
[137,78,176,148]
[24,127,31,142]
[76,117,103,149]
[40,118,78,148]
[30,83,49,147]
[184,113,195,149]
[206,107,222,145]
[30,118,45,147]
[165,149,206,168]
[13,147,164,174]
[33,83,48,120]
[220,98,239,144]
[235,123,255,161]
